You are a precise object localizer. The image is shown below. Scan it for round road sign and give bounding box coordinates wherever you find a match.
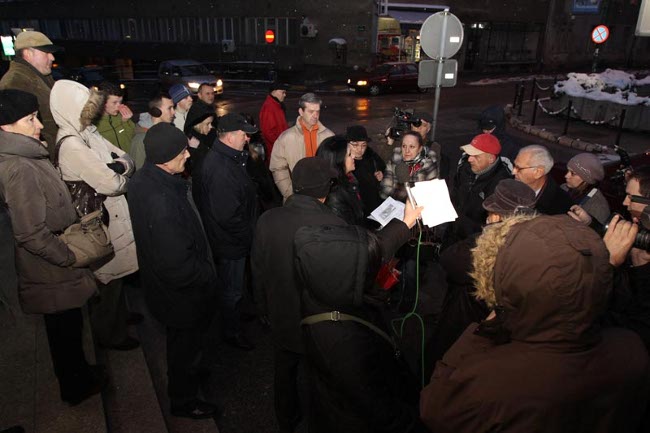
[420,11,464,59]
[591,25,609,44]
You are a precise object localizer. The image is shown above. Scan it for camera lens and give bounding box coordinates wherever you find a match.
[635,228,650,252]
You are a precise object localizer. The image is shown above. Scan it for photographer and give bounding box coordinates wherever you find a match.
[382,109,441,167]
[601,167,650,351]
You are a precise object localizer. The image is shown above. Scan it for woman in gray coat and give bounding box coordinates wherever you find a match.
[0,89,104,405]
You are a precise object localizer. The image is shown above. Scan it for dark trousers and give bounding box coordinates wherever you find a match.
[215,257,246,338]
[274,347,303,432]
[90,278,128,346]
[167,325,204,407]
[43,308,89,390]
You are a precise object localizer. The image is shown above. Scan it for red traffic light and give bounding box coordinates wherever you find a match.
[265,30,275,44]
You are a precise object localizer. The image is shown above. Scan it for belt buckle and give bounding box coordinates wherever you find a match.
[330,311,341,321]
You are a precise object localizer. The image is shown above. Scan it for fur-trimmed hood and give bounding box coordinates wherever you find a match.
[50,79,106,134]
[471,214,537,308]
[471,214,611,346]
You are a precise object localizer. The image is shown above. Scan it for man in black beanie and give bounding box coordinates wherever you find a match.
[252,157,344,432]
[127,122,219,419]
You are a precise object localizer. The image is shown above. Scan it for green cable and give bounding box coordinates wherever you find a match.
[391,229,427,388]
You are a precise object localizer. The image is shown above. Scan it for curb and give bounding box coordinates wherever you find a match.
[505,104,606,153]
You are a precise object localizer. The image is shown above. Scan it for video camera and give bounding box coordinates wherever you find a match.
[387,107,425,140]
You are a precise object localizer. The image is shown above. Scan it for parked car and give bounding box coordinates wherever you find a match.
[158,59,224,95]
[70,65,125,90]
[347,62,425,96]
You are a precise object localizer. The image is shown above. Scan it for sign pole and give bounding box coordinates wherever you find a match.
[431,9,449,143]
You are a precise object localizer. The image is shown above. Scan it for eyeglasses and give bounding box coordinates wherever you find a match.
[513,164,540,172]
[349,141,367,148]
[628,194,650,205]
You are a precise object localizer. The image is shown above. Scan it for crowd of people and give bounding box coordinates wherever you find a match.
[1,29,650,433]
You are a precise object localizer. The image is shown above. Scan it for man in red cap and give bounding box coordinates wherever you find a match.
[447,133,511,246]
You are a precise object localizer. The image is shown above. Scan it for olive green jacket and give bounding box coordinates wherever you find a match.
[95,114,136,153]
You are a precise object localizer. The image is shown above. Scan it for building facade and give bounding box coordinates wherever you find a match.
[0,0,648,72]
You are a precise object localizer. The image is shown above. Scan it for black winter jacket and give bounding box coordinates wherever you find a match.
[195,140,258,259]
[294,221,426,433]
[184,102,215,179]
[449,158,511,243]
[324,176,365,226]
[534,176,574,216]
[127,162,217,329]
[251,194,346,353]
[353,147,386,215]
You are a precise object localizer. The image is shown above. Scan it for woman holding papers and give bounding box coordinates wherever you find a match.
[316,136,366,226]
[380,131,437,202]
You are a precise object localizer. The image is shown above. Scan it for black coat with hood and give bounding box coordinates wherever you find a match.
[184,102,214,180]
[294,221,427,433]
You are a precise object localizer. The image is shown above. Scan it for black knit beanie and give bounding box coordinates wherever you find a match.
[144,123,188,164]
[0,89,39,126]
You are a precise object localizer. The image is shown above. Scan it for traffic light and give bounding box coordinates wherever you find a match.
[265,30,275,44]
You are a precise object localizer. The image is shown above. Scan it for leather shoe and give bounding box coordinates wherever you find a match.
[101,336,140,351]
[126,312,144,325]
[171,399,219,419]
[224,334,255,351]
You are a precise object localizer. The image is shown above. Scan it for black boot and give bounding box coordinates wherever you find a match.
[60,365,108,406]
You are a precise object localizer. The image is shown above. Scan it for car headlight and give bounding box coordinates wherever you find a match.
[356,80,368,86]
[188,82,200,90]
[347,79,351,84]
[216,79,223,87]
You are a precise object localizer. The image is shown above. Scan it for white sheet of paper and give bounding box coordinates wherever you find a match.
[368,197,405,228]
[410,179,458,227]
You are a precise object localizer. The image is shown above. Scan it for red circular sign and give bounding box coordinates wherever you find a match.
[265,30,275,44]
[591,25,609,44]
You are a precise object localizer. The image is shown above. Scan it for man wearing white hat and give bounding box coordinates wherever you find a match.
[0,31,64,159]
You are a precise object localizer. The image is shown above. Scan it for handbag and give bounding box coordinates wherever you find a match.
[59,210,114,268]
[53,135,109,225]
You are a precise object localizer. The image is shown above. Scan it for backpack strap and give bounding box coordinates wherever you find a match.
[301,311,398,353]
